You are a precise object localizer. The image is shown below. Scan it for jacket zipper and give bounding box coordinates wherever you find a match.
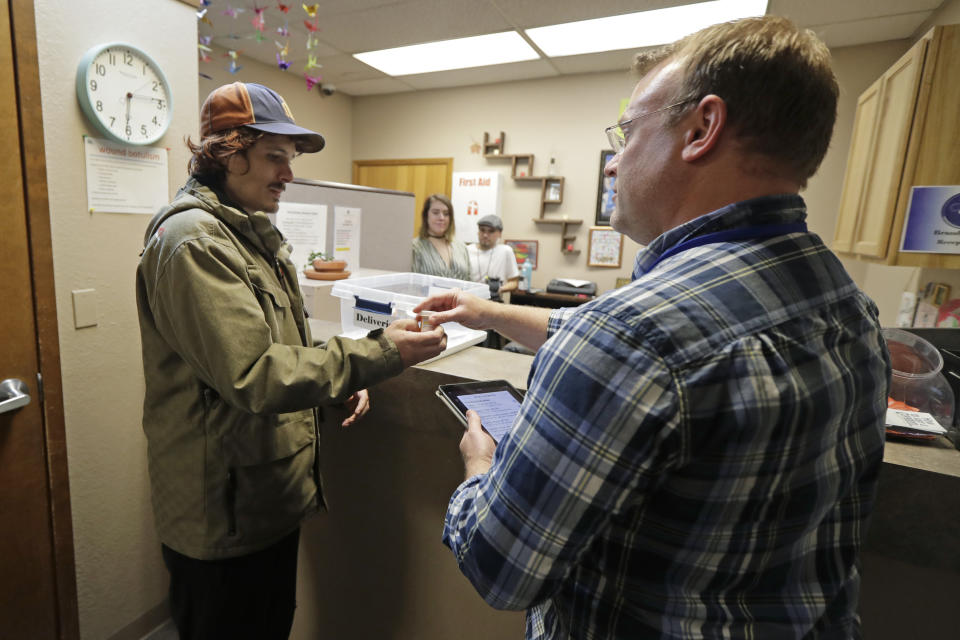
[226,468,237,536]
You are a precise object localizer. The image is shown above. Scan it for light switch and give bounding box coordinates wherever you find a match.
[72,288,98,329]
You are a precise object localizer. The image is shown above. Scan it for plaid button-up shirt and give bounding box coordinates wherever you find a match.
[443,195,890,639]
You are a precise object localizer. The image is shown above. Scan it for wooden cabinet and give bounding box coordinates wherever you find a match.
[833,24,960,267]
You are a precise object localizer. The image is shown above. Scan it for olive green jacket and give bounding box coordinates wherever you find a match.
[136,178,402,560]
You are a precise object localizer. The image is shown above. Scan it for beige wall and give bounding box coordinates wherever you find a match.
[198,44,354,184]
[34,0,197,637]
[352,70,644,292]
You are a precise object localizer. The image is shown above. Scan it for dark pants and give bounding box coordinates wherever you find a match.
[161,528,301,640]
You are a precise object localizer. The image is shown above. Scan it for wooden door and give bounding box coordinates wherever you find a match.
[353,158,453,236]
[852,39,928,258]
[0,0,78,637]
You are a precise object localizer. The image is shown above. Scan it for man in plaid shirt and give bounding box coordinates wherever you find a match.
[417,15,890,640]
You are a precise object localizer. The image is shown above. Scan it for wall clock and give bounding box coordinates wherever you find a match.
[76,42,173,146]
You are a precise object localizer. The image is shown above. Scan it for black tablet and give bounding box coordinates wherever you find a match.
[436,379,525,443]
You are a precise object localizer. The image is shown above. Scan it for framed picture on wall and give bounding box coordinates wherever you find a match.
[504,239,538,270]
[587,227,623,268]
[595,149,616,226]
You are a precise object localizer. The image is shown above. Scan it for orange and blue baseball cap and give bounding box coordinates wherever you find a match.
[200,82,325,153]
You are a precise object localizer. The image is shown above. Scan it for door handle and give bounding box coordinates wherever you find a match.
[0,378,31,414]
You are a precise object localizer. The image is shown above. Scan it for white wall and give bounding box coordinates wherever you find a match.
[34,0,197,637]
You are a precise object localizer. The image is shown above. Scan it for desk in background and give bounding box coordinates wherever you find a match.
[509,289,594,309]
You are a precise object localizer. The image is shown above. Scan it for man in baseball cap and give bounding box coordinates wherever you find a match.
[135,82,446,639]
[468,213,520,299]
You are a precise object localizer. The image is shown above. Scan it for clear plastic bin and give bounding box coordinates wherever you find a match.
[330,272,489,362]
[883,328,955,436]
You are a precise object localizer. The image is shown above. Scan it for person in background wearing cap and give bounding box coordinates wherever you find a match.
[135,82,447,639]
[467,214,520,302]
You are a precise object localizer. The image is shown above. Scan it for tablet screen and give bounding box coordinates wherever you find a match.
[437,380,524,443]
[458,391,521,443]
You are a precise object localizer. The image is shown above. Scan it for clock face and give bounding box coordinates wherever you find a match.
[77,43,173,146]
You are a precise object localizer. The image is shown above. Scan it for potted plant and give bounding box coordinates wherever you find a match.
[306,250,347,272]
[303,250,350,281]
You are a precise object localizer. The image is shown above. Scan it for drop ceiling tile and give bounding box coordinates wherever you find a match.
[399,58,558,91]
[337,77,418,96]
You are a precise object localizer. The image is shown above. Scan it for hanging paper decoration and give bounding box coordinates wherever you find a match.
[304,19,319,32]
[304,54,320,71]
[276,53,291,70]
[304,73,322,91]
[302,4,319,18]
[277,2,290,12]
[306,33,317,49]
[199,72,214,80]
[222,4,244,19]
[200,0,212,6]
[226,49,243,74]
[277,22,290,37]
[275,41,290,57]
[251,2,267,30]
[199,35,212,46]
[198,43,213,63]
[197,7,214,28]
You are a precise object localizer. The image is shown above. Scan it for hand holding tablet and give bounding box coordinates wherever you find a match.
[436,380,524,443]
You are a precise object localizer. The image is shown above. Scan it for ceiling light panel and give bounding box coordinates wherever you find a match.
[526,0,769,57]
[354,31,540,76]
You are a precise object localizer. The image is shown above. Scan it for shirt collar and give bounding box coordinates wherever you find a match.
[632,194,807,280]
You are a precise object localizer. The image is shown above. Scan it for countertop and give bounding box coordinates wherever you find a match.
[310,317,960,479]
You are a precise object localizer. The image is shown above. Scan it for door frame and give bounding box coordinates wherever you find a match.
[8,0,79,636]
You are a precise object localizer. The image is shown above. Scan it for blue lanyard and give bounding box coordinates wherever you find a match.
[640,222,807,276]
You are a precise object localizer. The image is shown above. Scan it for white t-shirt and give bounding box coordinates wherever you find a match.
[467,243,520,284]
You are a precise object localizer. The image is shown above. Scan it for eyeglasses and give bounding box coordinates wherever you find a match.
[604,99,696,153]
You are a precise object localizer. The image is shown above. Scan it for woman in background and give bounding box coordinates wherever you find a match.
[411,194,470,279]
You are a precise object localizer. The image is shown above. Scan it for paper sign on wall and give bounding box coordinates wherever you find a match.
[275,202,327,270]
[83,136,168,214]
[900,186,960,254]
[451,171,502,244]
[334,206,361,270]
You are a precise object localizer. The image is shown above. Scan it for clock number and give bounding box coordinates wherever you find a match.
[152,116,159,125]
[123,51,133,66]
[140,125,147,136]
[109,53,116,65]
[89,80,97,92]
[156,100,165,110]
[110,117,115,127]
[95,64,106,76]
[126,125,132,136]
[152,82,159,92]
[95,100,103,112]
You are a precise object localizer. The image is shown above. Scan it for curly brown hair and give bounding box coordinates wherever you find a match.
[186,127,264,181]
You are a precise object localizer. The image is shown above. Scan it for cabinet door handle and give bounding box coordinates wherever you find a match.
[0,378,31,414]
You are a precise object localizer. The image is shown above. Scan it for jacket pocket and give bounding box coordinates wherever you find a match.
[220,411,318,541]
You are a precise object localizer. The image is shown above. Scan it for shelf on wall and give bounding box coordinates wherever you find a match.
[484,130,575,254]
